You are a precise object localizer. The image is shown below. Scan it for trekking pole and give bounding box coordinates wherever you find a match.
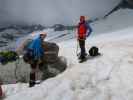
[14,55,23,82]
[74,26,79,57]
[76,39,79,56]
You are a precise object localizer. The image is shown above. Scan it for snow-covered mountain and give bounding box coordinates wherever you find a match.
[0,24,46,51]
[1,8,133,100]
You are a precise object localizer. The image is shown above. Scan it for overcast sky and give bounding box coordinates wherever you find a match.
[0,0,121,26]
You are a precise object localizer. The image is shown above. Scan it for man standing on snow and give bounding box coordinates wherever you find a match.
[23,32,47,87]
[76,16,92,61]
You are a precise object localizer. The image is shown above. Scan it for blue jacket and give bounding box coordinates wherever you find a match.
[28,36,44,60]
[88,25,92,35]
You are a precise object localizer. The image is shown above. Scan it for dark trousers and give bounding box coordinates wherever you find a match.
[29,60,47,87]
[79,39,86,59]
[29,61,37,87]
[29,60,41,86]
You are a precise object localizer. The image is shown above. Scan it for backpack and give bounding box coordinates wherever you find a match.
[89,46,99,56]
[23,49,34,63]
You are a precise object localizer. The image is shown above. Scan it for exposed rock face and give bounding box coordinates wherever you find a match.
[104,0,133,18]
[0,25,45,49]
[0,29,20,47]
[126,0,133,6]
[121,0,133,8]
[52,24,65,31]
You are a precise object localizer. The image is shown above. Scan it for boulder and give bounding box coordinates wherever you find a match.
[42,41,59,63]
[40,56,67,80]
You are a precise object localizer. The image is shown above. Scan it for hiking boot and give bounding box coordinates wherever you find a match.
[29,80,36,87]
[78,53,87,60]
[29,72,36,87]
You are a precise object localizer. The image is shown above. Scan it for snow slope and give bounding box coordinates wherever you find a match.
[2,9,133,100]
[3,26,133,100]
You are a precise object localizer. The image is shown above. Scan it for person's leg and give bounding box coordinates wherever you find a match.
[82,40,86,56]
[0,85,3,99]
[29,61,37,87]
[29,71,36,87]
[79,39,86,59]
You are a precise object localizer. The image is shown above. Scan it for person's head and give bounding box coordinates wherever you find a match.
[39,32,47,40]
[80,16,85,23]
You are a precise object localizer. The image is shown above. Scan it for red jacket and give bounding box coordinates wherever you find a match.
[77,22,87,40]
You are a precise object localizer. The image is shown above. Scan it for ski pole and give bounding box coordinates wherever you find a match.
[76,39,79,56]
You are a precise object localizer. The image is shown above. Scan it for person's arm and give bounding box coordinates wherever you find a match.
[74,25,79,40]
[16,38,28,55]
[86,24,92,37]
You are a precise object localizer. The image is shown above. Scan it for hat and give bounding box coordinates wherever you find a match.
[80,16,85,20]
[40,32,47,36]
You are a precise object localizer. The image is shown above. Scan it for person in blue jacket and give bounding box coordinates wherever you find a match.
[26,32,47,87]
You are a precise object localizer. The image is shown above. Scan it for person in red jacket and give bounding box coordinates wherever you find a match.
[76,16,92,60]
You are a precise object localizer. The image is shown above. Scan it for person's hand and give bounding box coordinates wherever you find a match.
[86,32,90,37]
[86,33,89,37]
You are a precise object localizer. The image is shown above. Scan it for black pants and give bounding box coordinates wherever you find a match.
[79,39,86,59]
[29,61,37,87]
[29,60,45,87]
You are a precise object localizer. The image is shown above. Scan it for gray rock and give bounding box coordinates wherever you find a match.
[42,41,59,63]
[40,56,67,80]
[1,33,15,40]
[52,24,65,31]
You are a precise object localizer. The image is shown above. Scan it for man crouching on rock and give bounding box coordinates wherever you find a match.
[23,32,47,87]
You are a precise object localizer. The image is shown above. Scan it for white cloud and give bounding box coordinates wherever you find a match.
[0,0,121,26]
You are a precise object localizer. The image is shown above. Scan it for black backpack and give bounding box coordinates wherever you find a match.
[89,46,100,56]
[23,49,34,63]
